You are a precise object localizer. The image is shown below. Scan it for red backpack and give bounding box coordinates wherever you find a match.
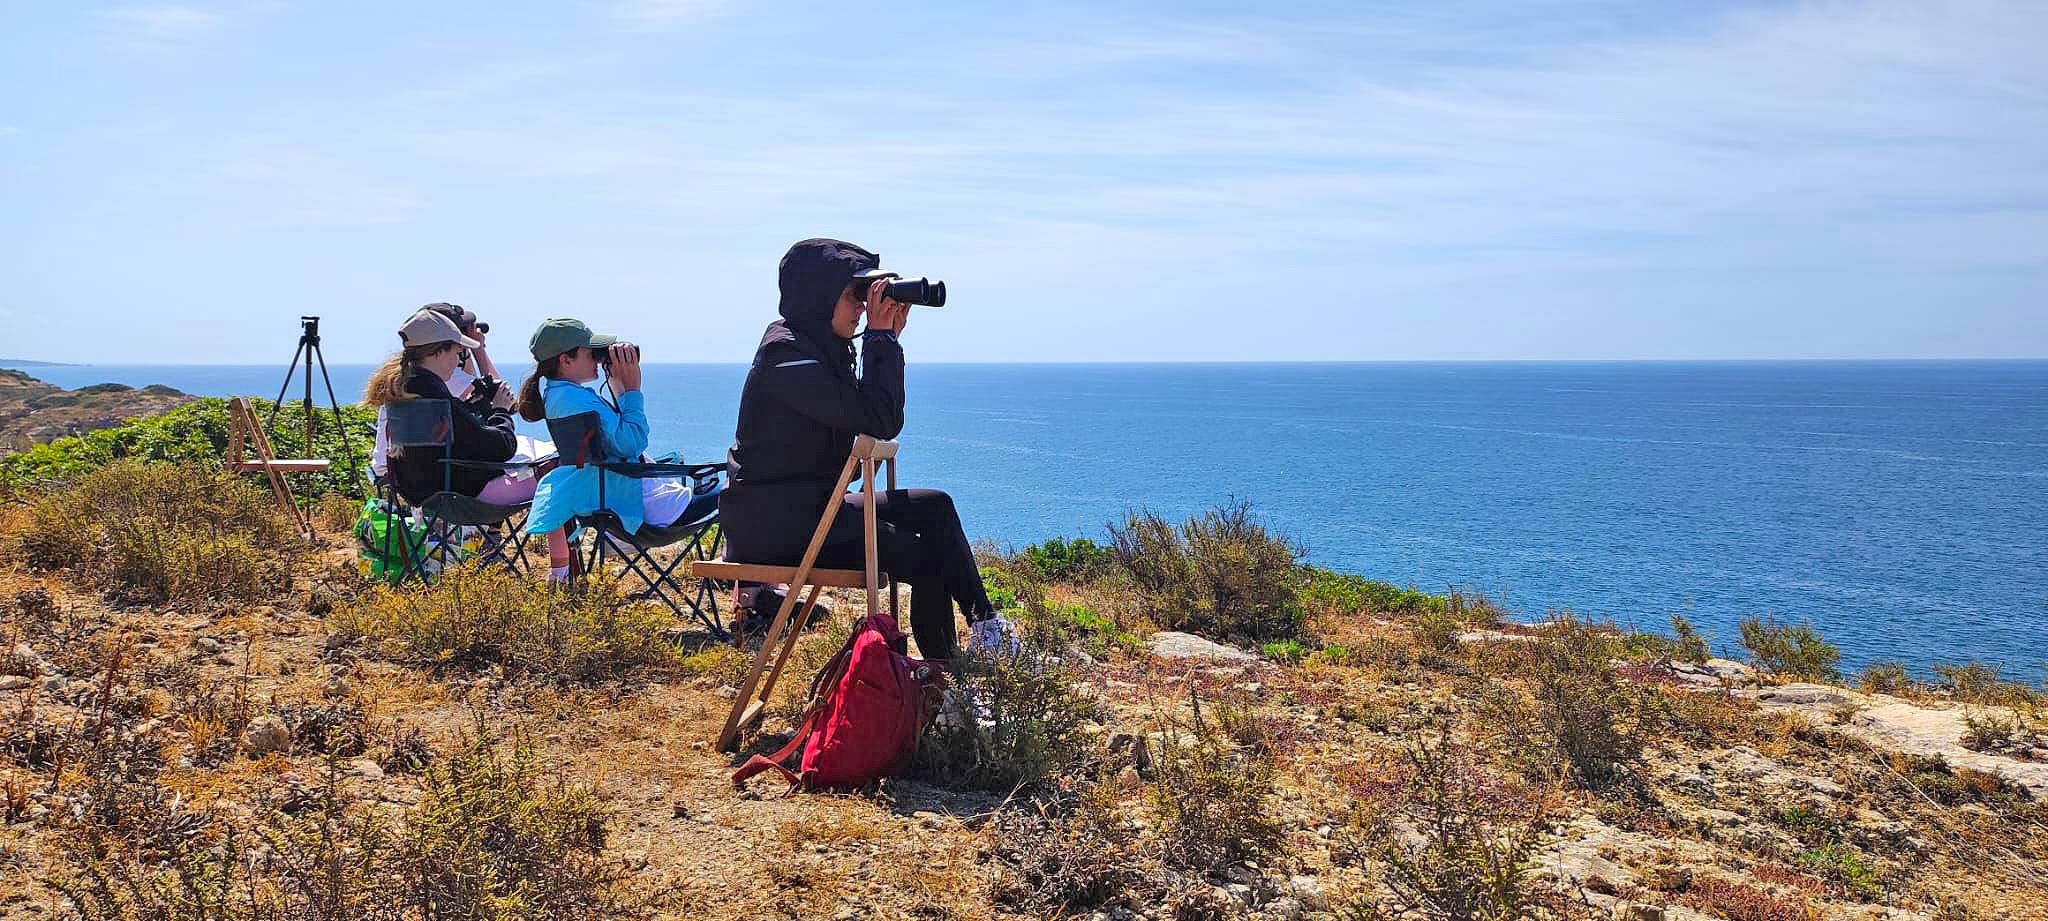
[733,613,943,793]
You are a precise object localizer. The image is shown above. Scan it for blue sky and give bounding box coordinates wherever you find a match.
[2,0,2043,363]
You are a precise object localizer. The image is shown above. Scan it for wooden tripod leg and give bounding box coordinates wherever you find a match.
[751,584,824,716]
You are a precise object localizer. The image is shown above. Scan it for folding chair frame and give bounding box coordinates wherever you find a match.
[375,400,542,585]
[705,434,898,752]
[576,470,728,639]
[545,411,731,639]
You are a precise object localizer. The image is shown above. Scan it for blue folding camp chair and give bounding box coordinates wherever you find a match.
[545,411,730,638]
[382,398,545,583]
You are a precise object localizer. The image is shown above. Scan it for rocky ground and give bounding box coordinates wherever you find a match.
[1,534,2044,920]
[0,369,192,452]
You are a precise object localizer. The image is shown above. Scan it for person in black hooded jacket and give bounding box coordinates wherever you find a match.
[720,238,1003,662]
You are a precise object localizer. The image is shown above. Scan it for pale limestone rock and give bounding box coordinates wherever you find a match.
[1147,631,1258,661]
[243,715,291,755]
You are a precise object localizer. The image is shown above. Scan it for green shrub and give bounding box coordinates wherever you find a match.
[1491,616,1657,790]
[1144,696,1281,871]
[1932,662,2001,700]
[1020,536,1119,583]
[0,397,374,499]
[1738,616,1840,682]
[1669,613,1711,663]
[335,563,684,682]
[1619,614,1709,664]
[1261,639,1307,664]
[1797,845,1884,901]
[1109,503,1305,644]
[1041,601,1142,657]
[1345,731,1550,921]
[392,721,623,917]
[1412,601,1473,659]
[918,629,1098,792]
[1930,662,2041,709]
[1858,661,1916,696]
[1959,711,2022,751]
[13,461,302,604]
[1299,566,1447,616]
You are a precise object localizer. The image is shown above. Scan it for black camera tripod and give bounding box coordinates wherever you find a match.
[267,316,359,481]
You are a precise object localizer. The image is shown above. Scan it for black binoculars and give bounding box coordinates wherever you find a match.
[859,275,948,308]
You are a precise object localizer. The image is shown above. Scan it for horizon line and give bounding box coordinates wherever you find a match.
[12,356,2048,369]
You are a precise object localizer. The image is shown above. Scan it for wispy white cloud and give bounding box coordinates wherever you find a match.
[100,5,225,44]
[9,0,2046,360]
[197,138,420,227]
[610,0,726,31]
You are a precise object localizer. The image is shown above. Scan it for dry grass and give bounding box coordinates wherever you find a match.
[334,562,686,683]
[917,631,1100,792]
[10,460,303,605]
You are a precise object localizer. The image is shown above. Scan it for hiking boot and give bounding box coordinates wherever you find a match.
[731,587,832,642]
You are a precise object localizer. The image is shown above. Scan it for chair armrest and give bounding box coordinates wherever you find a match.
[442,458,544,473]
[599,461,725,480]
[850,436,899,460]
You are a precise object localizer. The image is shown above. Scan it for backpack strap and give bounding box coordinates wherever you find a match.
[731,705,823,796]
[729,620,868,795]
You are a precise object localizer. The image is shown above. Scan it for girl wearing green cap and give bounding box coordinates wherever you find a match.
[518,319,696,580]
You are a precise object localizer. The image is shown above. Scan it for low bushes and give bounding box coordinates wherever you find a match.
[1299,567,1452,617]
[1858,661,1916,696]
[1108,502,1305,645]
[50,720,630,921]
[1486,615,1661,791]
[1342,730,1557,920]
[987,784,1141,915]
[1019,536,1119,584]
[12,460,302,604]
[1143,696,1281,872]
[334,563,684,683]
[1620,614,1711,664]
[918,627,1098,792]
[0,396,373,498]
[1738,615,1841,682]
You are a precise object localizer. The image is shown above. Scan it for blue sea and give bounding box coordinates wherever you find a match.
[18,360,2048,682]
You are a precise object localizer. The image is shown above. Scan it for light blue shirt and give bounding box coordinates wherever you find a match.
[525,378,654,535]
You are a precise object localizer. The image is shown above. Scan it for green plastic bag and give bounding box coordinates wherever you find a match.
[354,498,426,584]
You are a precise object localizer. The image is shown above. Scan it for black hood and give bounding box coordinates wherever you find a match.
[777,237,879,358]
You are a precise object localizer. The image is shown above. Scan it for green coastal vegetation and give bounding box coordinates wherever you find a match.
[0,404,2044,920]
[0,396,374,498]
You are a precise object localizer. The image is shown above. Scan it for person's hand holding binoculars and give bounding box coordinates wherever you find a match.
[606,342,643,394]
[865,278,910,335]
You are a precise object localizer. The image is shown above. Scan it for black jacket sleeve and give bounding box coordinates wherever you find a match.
[451,401,518,464]
[762,336,905,439]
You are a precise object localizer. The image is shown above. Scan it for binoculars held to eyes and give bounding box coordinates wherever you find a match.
[862,276,948,308]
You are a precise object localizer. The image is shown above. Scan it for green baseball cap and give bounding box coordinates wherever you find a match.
[529,318,618,362]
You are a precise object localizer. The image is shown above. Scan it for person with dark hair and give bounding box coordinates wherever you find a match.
[519,318,697,582]
[719,238,1013,663]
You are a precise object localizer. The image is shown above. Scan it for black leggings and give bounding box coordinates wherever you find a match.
[808,488,992,662]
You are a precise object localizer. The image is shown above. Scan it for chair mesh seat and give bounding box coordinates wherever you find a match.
[421,492,524,527]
